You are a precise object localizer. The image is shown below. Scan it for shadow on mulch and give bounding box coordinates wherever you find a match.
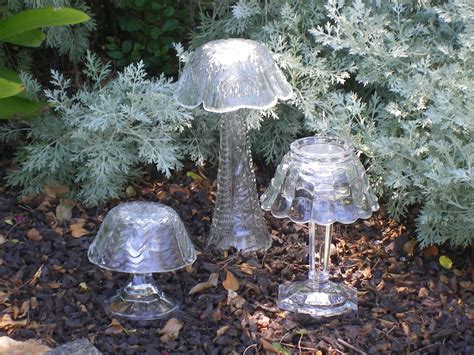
[0,162,473,354]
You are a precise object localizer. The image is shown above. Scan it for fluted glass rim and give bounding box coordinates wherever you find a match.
[173,38,293,113]
[261,135,379,225]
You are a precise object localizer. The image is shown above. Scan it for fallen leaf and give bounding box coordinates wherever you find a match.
[239,263,255,275]
[105,318,124,335]
[213,325,230,341]
[125,185,136,197]
[403,239,417,256]
[69,222,89,238]
[30,297,37,309]
[0,292,9,305]
[227,289,245,309]
[0,234,6,245]
[44,185,69,199]
[423,245,439,257]
[358,323,373,334]
[55,199,75,221]
[261,339,279,353]
[0,336,50,355]
[0,314,27,332]
[222,270,240,291]
[46,282,61,289]
[189,273,219,295]
[439,255,453,269]
[26,228,42,241]
[159,318,183,343]
[79,282,88,291]
[19,300,30,318]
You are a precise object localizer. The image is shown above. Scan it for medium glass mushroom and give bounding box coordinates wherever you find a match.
[174,38,293,252]
[88,202,197,320]
[261,136,379,317]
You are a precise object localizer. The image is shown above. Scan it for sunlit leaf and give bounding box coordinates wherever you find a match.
[0,7,90,40]
[439,255,453,269]
[0,77,23,99]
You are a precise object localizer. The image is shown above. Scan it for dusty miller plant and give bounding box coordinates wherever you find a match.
[187,0,473,247]
[4,52,193,206]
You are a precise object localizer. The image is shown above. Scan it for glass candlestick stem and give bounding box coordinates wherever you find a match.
[107,273,178,320]
[278,223,357,317]
[208,110,271,252]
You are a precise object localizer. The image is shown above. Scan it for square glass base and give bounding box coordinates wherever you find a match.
[277,278,357,318]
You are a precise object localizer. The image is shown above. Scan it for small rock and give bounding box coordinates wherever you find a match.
[46,338,102,355]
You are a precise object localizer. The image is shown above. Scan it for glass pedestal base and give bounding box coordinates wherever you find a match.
[107,274,178,320]
[278,278,357,318]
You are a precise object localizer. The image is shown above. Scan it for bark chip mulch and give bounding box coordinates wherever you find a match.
[0,165,472,354]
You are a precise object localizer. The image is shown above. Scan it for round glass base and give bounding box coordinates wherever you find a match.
[107,274,178,320]
[278,278,357,318]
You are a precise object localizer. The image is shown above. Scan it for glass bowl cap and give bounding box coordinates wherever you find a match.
[261,136,379,225]
[174,38,293,113]
[88,202,197,273]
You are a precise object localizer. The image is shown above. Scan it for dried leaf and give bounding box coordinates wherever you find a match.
[423,245,439,257]
[213,325,230,341]
[358,323,373,334]
[238,263,255,275]
[69,222,89,238]
[159,318,183,343]
[125,185,136,197]
[79,282,88,291]
[0,234,6,245]
[26,228,42,241]
[439,255,453,269]
[55,199,75,221]
[189,273,219,295]
[0,314,27,332]
[0,336,50,354]
[105,318,124,335]
[222,270,240,291]
[44,185,69,199]
[403,239,417,256]
[19,300,30,318]
[227,289,245,309]
[261,339,279,353]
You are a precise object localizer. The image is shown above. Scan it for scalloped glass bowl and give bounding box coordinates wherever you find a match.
[88,201,196,320]
[261,136,379,317]
[174,38,293,113]
[261,136,379,225]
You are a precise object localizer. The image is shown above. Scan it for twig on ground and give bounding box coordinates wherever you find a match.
[336,338,367,355]
[243,343,258,355]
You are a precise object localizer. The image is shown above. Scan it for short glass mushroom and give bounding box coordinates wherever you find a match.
[261,136,379,317]
[88,202,196,320]
[174,38,293,252]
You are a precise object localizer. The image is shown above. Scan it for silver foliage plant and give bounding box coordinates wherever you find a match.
[6,52,193,206]
[188,0,473,247]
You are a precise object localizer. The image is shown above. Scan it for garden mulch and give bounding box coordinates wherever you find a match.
[0,161,473,354]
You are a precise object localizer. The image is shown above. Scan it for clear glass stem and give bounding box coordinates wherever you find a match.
[308,223,332,285]
[208,110,271,252]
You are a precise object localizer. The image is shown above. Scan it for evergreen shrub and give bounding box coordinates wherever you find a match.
[2,53,192,206]
[187,0,473,247]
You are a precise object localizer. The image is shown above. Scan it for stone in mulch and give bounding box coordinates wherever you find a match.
[46,338,102,355]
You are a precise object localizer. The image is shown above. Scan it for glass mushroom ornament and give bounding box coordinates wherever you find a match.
[261,136,379,317]
[88,202,197,320]
[174,38,293,252]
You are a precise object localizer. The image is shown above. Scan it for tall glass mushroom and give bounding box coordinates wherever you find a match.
[174,39,292,252]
